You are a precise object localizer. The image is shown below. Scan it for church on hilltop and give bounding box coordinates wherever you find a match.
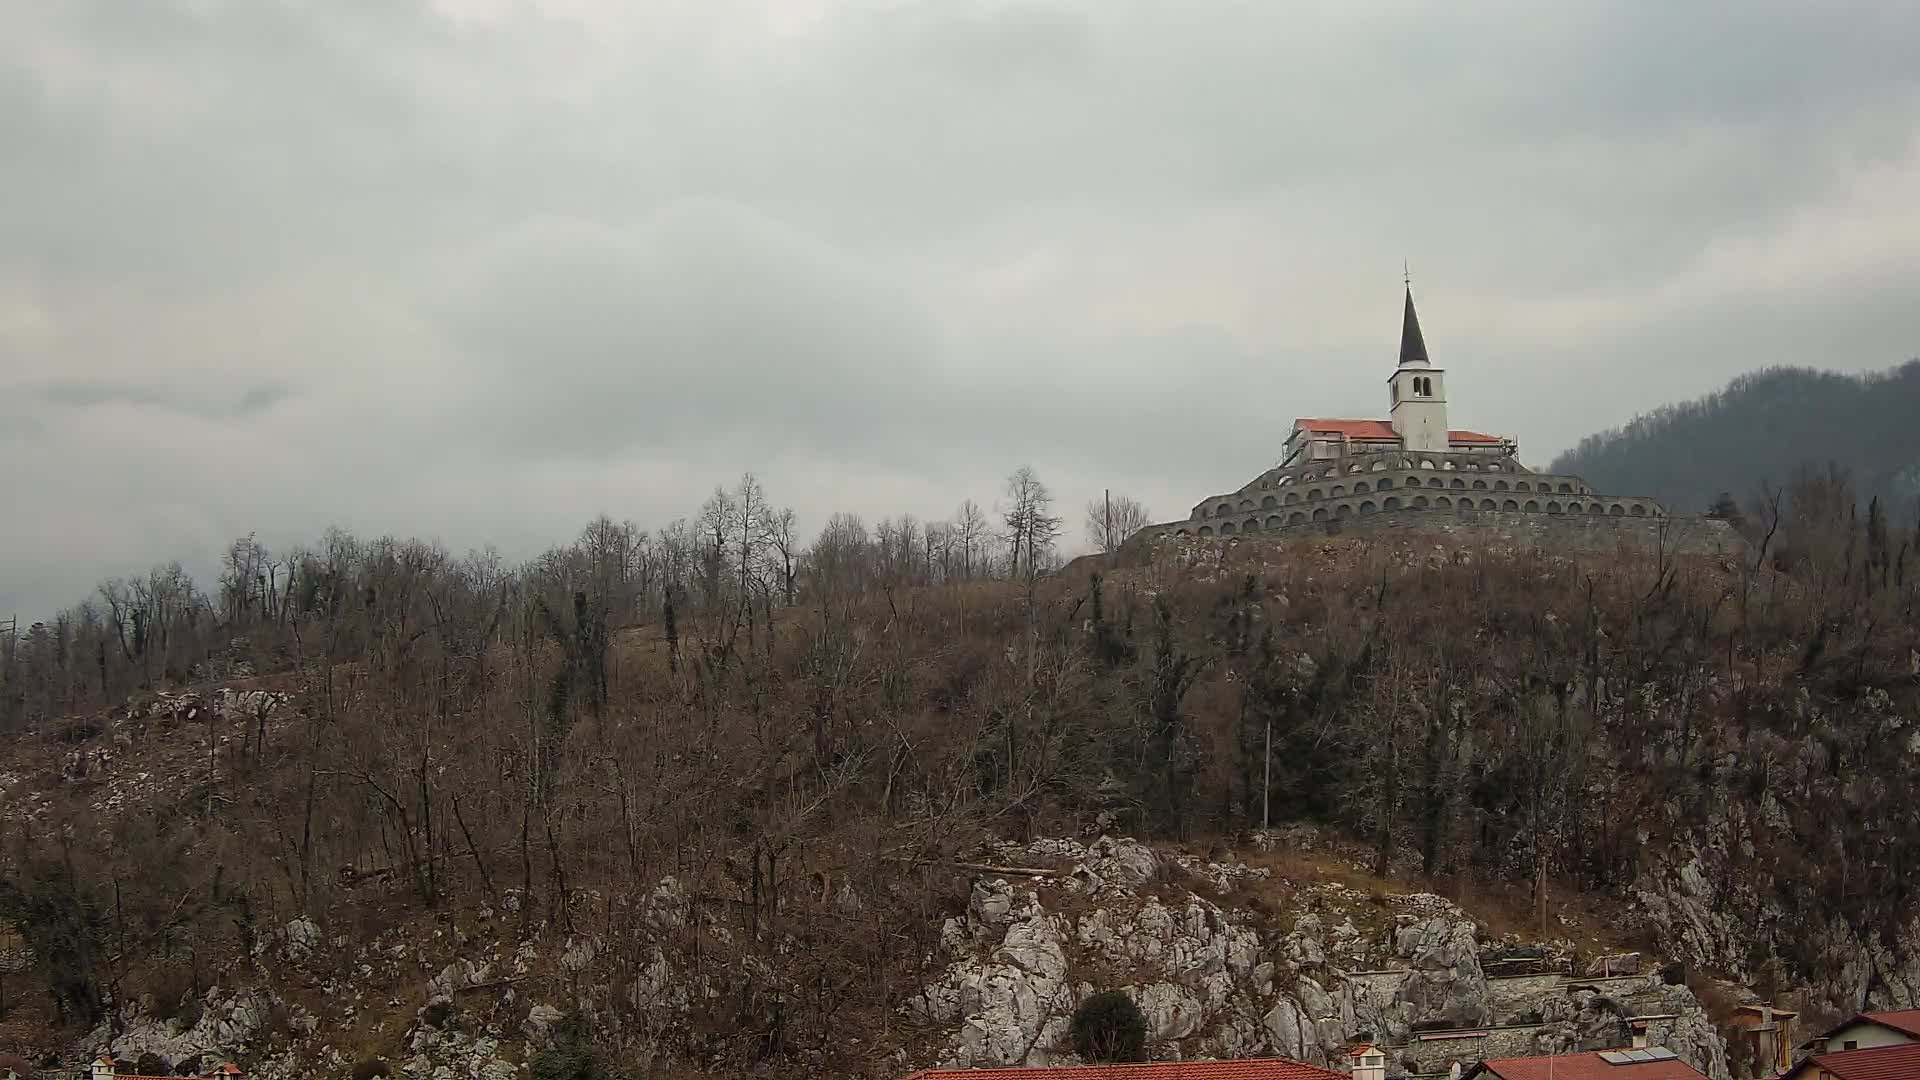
[1141,286,1673,543]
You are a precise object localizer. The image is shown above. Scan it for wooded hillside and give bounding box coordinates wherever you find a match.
[0,466,1917,1076]
[1550,361,1920,512]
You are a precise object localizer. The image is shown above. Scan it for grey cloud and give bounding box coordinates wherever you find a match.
[34,380,291,420]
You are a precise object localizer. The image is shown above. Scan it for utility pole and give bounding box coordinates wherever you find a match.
[1104,489,1111,552]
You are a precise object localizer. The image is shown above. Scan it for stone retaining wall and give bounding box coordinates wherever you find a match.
[1140,508,1742,557]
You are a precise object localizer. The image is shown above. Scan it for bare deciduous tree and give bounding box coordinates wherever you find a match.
[1084,493,1152,553]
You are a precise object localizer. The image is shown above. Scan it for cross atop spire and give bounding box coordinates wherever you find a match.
[1398,282,1430,368]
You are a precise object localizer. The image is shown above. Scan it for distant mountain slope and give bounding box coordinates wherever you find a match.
[1550,361,1920,513]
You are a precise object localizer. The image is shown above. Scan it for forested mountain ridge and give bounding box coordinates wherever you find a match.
[0,470,1917,1079]
[1549,361,1920,513]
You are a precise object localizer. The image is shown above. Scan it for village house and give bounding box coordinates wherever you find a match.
[901,1056,1351,1080]
[1726,1002,1798,1076]
[1462,1049,1710,1080]
[1800,1008,1920,1055]
[85,1058,246,1080]
[1778,1041,1920,1080]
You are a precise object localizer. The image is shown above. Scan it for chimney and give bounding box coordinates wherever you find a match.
[1348,1039,1387,1080]
[1630,1022,1649,1050]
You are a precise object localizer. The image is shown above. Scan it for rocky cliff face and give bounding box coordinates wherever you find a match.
[904,837,1730,1080]
[63,834,1736,1080]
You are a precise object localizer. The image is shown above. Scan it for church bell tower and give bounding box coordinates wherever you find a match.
[1388,283,1449,454]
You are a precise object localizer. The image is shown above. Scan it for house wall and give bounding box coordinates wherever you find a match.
[1822,1021,1914,1052]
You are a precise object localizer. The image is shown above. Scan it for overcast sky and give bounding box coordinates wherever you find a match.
[4,0,1918,621]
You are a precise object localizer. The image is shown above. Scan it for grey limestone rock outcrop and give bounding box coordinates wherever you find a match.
[1392,918,1489,1029]
[88,988,281,1067]
[905,837,1731,1079]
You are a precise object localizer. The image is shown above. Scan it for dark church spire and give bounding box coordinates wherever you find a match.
[1398,282,1430,368]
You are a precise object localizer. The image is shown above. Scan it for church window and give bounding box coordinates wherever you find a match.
[1495,480,1509,491]
[1428,477,1445,488]
[1360,501,1377,514]
[1377,476,1393,488]
[1240,499,1254,510]
[1217,503,1232,516]
[1348,464,1364,474]
[1451,478,1467,489]
[1525,500,1540,512]
[1308,489,1323,500]
[1335,504,1353,517]
[1436,496,1452,508]
[1419,459,1436,470]
[1609,504,1625,516]
[1289,512,1307,525]
[1503,499,1519,511]
[1354,481,1370,494]
[1262,495,1277,508]
[1245,518,1261,532]
[1472,479,1488,490]
[1370,459,1388,471]
[1480,499,1497,510]
[1547,502,1562,514]
[1331,485,1345,497]
[1267,515,1284,529]
[1558,483,1573,493]
[1384,497,1402,509]
[1412,496,1428,508]
[1515,481,1529,491]
[1630,504,1646,516]
[1222,522,1237,534]
[1312,508,1328,521]
[1199,526,1214,537]
[1284,492,1299,505]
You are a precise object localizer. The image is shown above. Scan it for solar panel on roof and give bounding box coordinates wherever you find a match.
[1644,1048,1677,1061]
[1598,1051,1631,1064]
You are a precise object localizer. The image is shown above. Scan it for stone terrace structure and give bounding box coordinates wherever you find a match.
[1167,450,1663,540]
[1135,285,1687,548]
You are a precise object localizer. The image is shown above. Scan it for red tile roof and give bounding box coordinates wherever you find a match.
[1291,418,1506,445]
[1861,1008,1920,1037]
[1471,1050,1707,1080]
[903,1059,1346,1080]
[1790,1042,1920,1079]
[1294,418,1399,440]
[1447,429,1504,444]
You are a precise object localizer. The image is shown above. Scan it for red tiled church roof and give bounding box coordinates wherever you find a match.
[1447,429,1504,444]
[1295,418,1399,440]
[1791,1042,1920,1079]
[903,1059,1346,1080]
[1469,1050,1707,1080]
[1292,418,1505,445]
